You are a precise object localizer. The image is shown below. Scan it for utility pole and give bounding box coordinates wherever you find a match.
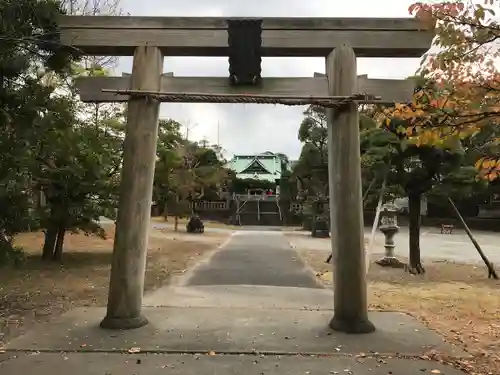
[185,121,198,141]
[217,120,220,146]
[184,120,190,140]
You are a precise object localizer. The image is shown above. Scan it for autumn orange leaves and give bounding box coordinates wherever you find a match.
[374,1,500,180]
[476,157,500,181]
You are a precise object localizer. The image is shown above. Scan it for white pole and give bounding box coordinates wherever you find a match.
[217,120,220,146]
[365,176,387,274]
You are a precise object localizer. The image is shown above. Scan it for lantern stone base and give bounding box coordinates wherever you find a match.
[311,216,330,238]
[375,256,406,269]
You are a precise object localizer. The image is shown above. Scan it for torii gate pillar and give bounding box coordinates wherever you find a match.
[100,46,163,329]
[326,44,375,333]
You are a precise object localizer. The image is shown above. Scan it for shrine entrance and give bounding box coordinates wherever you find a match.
[60,15,433,333]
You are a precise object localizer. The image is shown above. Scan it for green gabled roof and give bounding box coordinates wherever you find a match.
[240,159,271,174]
[227,153,287,182]
[230,154,278,172]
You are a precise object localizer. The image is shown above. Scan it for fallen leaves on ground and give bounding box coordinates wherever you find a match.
[0,224,230,344]
[299,248,500,375]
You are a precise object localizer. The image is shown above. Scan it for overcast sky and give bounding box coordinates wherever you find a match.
[116,0,425,160]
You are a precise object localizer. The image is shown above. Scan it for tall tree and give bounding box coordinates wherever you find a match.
[153,119,184,218]
[36,113,123,261]
[153,121,229,229]
[32,62,125,261]
[36,0,126,261]
[0,0,75,263]
[1,1,129,264]
[170,141,228,204]
[362,109,466,274]
[408,1,500,180]
[293,105,329,198]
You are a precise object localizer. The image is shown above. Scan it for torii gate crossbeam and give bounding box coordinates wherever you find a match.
[60,16,433,57]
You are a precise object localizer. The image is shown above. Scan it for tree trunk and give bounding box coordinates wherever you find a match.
[52,225,66,261]
[0,231,14,253]
[174,195,179,231]
[42,224,58,261]
[408,192,425,274]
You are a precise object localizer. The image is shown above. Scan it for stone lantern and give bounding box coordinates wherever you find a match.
[378,203,399,260]
[311,199,329,238]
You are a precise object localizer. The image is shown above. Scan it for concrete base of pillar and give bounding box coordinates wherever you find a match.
[329,315,376,334]
[100,315,148,330]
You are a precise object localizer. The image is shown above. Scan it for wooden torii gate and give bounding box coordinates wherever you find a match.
[59,15,433,333]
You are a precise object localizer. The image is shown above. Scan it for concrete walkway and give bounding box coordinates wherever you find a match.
[185,232,323,288]
[1,230,469,374]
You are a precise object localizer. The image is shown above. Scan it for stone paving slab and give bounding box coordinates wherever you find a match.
[5,307,468,357]
[143,285,334,309]
[0,352,467,375]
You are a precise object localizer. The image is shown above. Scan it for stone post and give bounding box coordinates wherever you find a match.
[326,44,375,333]
[376,203,405,268]
[100,46,164,329]
[379,203,399,258]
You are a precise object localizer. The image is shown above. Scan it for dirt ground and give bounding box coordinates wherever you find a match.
[298,247,500,375]
[151,216,237,229]
[0,224,230,344]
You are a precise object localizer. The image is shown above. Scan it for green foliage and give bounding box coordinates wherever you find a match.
[0,0,77,77]
[153,120,230,220]
[33,65,124,261]
[431,166,487,200]
[293,106,329,198]
[153,119,184,215]
[278,169,296,200]
[0,0,128,262]
[0,190,34,266]
[0,0,79,261]
[37,120,122,226]
[361,108,469,199]
[363,106,478,273]
[294,106,378,201]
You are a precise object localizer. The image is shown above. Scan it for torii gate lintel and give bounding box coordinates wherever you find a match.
[75,73,416,104]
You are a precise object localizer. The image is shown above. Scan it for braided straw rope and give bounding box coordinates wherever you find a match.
[101,89,382,108]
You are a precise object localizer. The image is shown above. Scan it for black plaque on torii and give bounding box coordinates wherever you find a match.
[227,18,263,86]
